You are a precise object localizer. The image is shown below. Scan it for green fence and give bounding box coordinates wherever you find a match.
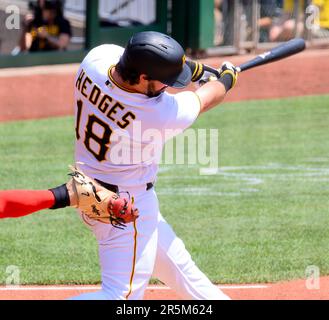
[172,0,214,51]
[87,0,168,49]
[0,0,214,69]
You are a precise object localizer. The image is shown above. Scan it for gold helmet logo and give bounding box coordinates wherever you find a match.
[182,55,186,67]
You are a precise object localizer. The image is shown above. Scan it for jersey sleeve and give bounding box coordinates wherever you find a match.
[165,91,201,136]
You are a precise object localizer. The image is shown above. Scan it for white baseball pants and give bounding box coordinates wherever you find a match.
[70,184,230,300]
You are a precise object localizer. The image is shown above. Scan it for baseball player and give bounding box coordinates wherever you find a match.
[70,31,238,300]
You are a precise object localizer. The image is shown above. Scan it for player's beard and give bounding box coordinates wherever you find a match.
[146,82,167,97]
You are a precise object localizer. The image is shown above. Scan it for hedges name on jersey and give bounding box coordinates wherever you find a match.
[74,44,200,187]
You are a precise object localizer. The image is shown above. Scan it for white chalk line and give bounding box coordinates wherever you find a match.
[0,284,268,291]
[158,165,329,196]
[157,163,329,197]
[160,163,329,175]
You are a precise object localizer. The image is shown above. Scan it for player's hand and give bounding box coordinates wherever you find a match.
[186,60,219,88]
[218,61,239,89]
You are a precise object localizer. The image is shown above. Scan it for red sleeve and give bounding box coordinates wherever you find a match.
[0,190,55,218]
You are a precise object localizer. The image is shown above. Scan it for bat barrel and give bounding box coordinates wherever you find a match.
[238,38,306,72]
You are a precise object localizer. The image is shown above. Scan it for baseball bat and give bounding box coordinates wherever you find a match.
[203,38,306,75]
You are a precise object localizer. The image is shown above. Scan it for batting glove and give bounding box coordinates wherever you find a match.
[218,61,239,90]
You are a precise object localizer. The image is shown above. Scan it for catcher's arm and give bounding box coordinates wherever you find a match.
[0,190,56,218]
[0,165,139,228]
[0,179,76,219]
[52,165,139,228]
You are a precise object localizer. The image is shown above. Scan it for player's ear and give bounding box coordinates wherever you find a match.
[140,74,151,82]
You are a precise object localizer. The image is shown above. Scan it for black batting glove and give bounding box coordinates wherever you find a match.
[218,61,239,91]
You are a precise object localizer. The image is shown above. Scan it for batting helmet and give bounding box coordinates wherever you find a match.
[119,31,192,88]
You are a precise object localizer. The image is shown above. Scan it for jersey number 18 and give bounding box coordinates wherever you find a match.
[75,99,112,162]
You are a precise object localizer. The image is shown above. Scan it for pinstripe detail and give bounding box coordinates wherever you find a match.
[125,220,138,299]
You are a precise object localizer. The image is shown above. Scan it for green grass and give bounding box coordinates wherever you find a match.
[1,94,329,284]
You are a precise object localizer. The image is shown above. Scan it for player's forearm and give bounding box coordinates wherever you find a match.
[195,73,233,114]
[188,60,237,114]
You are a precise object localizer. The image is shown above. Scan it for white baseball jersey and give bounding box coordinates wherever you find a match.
[74,44,201,186]
[71,44,230,301]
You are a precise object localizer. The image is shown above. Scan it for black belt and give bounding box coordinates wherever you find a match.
[95,179,154,193]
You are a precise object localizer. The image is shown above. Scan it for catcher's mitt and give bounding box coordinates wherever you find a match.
[67,165,139,229]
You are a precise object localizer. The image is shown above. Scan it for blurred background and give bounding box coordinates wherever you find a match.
[0,0,328,67]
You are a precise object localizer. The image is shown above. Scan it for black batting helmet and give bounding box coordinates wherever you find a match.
[119,31,192,88]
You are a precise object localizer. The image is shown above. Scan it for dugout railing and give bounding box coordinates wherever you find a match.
[209,0,329,57]
[0,0,328,69]
[0,0,215,68]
